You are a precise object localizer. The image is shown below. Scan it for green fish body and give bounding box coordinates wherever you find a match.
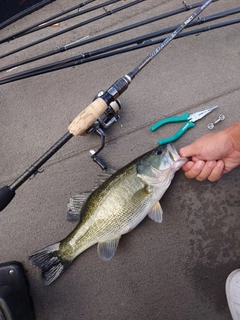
[29,144,187,285]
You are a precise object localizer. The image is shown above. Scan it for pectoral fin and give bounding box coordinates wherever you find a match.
[97,237,121,261]
[148,202,163,223]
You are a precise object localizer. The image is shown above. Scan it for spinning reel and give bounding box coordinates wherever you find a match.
[86,90,122,169]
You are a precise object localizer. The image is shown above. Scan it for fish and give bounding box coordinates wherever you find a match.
[29,144,187,285]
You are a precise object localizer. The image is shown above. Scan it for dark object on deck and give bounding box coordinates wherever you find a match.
[0,261,35,319]
[0,0,55,30]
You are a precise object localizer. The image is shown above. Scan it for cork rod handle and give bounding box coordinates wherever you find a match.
[68,98,108,136]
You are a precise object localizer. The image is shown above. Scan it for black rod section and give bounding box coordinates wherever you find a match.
[1,0,211,80]
[0,0,56,30]
[0,0,141,59]
[0,131,72,211]
[6,15,238,85]
[0,4,237,74]
[0,0,97,43]
[21,0,119,35]
[0,0,211,73]
[2,16,238,85]
[10,132,73,190]
[2,1,230,85]
[127,0,212,80]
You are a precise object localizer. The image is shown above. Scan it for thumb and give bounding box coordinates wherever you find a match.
[179,143,197,158]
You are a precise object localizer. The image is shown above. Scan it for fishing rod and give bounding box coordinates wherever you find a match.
[0,0,212,212]
[78,17,240,64]
[2,0,208,44]
[1,4,237,75]
[1,16,239,88]
[1,12,239,85]
[2,16,239,86]
[4,16,239,85]
[0,0,141,59]
[0,0,97,43]
[16,0,116,36]
[0,0,223,74]
[0,0,56,30]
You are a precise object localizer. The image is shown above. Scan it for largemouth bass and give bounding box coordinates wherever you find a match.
[29,144,187,285]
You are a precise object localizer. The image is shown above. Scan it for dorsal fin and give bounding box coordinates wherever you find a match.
[67,192,91,221]
[66,168,116,221]
[93,168,116,190]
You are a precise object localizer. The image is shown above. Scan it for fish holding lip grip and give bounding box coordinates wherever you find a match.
[29,144,187,285]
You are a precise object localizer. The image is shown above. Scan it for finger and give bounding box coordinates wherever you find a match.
[195,161,217,181]
[184,160,205,179]
[179,145,197,158]
[181,161,195,172]
[208,160,224,182]
[192,155,204,162]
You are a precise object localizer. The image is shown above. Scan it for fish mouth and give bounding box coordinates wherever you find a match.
[166,144,188,169]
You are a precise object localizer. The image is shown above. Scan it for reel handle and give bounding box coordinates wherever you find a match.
[68,98,108,136]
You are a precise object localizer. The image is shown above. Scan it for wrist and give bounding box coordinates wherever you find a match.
[225,122,240,151]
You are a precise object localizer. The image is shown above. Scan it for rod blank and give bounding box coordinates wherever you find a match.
[0,0,211,73]
[0,0,142,59]
[6,1,240,85]
[0,0,98,43]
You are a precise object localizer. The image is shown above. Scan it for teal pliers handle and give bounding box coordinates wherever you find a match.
[150,112,190,132]
[158,121,196,145]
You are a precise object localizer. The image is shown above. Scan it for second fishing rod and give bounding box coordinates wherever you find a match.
[0,0,143,59]
[1,12,239,85]
[0,0,222,73]
[0,0,212,212]
[7,16,238,85]
[1,4,238,77]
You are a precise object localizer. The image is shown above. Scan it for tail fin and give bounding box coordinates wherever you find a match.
[29,242,72,285]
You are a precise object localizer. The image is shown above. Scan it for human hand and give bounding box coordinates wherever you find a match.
[179,122,240,181]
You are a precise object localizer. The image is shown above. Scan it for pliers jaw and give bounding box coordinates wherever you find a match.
[188,105,218,123]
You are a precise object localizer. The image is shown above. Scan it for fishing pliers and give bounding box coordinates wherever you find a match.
[150,105,218,145]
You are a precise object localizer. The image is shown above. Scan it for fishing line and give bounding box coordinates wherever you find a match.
[0,0,143,59]
[1,11,239,85]
[0,0,220,73]
[0,0,212,211]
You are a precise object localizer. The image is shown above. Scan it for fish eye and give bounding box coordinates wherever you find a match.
[155,148,162,155]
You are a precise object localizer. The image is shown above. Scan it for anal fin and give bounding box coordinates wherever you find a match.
[148,202,163,223]
[97,237,121,261]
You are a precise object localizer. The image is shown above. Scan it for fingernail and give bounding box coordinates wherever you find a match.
[196,161,205,169]
[217,160,224,168]
[185,162,193,169]
[208,161,216,168]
